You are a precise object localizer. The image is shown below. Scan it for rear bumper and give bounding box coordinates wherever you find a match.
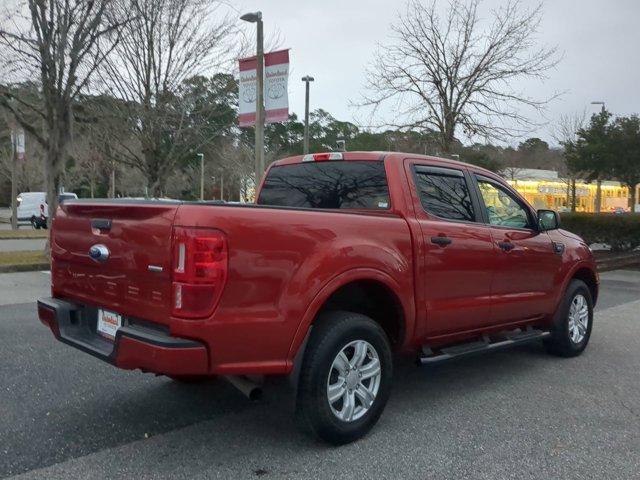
[37,297,209,376]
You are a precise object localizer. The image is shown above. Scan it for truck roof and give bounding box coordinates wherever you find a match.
[271,151,494,177]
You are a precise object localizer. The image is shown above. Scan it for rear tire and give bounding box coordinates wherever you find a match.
[296,311,393,445]
[544,279,593,357]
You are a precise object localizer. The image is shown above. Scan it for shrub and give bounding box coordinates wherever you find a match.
[559,213,640,252]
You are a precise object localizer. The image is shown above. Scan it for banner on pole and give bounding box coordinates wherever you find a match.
[12,129,25,160]
[238,56,258,127]
[264,49,289,124]
[238,49,290,127]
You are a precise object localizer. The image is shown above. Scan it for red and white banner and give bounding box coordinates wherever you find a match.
[264,49,289,123]
[238,49,290,127]
[238,56,258,127]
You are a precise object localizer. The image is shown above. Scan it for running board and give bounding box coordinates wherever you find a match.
[419,327,551,365]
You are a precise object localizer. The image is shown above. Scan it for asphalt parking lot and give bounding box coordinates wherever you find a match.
[1,271,639,479]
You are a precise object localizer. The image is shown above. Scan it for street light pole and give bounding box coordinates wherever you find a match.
[590,101,606,213]
[241,11,265,185]
[109,168,115,198]
[10,129,17,230]
[301,76,314,154]
[255,14,264,183]
[197,153,204,200]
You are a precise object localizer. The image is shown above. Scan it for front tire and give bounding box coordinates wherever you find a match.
[544,279,593,357]
[296,311,393,445]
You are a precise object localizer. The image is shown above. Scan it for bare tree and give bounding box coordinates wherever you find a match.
[554,111,587,212]
[500,165,525,182]
[98,0,234,196]
[0,143,44,192]
[554,112,587,151]
[0,0,124,225]
[66,135,111,198]
[359,0,559,152]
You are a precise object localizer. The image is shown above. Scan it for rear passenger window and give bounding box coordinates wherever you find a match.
[413,167,475,222]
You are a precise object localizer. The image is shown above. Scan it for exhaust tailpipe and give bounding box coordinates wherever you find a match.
[224,375,263,401]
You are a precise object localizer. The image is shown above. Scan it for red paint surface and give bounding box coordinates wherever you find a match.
[115,336,209,375]
[42,152,597,376]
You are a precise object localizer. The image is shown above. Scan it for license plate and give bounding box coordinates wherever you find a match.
[97,309,122,340]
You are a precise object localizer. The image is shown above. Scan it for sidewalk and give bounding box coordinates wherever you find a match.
[0,239,47,252]
[0,271,51,306]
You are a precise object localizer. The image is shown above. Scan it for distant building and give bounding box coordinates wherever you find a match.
[506,168,638,213]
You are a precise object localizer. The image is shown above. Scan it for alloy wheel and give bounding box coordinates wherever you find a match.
[568,293,589,344]
[326,340,382,422]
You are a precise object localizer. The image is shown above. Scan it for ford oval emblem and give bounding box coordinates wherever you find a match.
[89,244,110,262]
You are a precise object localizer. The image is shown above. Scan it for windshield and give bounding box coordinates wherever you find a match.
[258,161,390,209]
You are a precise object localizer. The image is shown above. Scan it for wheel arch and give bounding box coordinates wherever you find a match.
[570,266,599,306]
[555,262,598,312]
[287,268,414,364]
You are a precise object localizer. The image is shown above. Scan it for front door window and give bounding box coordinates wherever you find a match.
[477,179,531,229]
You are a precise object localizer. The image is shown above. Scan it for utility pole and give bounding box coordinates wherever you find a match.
[197,153,204,200]
[110,168,115,198]
[256,15,264,183]
[591,101,606,213]
[241,11,265,184]
[105,143,115,198]
[10,129,18,230]
[302,76,314,154]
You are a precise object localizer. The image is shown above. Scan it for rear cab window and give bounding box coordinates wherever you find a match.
[258,161,390,210]
[412,165,476,222]
[58,194,76,204]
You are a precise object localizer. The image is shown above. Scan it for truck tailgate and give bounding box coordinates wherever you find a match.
[51,202,179,326]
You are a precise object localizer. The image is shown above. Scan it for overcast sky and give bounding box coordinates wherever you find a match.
[235,0,640,147]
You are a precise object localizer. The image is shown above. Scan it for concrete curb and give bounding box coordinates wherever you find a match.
[0,235,48,240]
[596,253,640,272]
[0,262,50,274]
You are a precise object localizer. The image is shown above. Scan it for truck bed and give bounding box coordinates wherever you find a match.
[51,200,415,373]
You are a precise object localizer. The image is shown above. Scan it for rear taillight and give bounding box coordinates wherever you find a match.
[171,227,228,319]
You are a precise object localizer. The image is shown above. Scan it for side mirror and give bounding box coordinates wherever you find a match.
[537,209,561,231]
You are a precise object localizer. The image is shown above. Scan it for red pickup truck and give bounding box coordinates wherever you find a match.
[38,151,598,444]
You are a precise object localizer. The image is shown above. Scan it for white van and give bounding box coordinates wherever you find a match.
[15,192,78,227]
[16,192,46,224]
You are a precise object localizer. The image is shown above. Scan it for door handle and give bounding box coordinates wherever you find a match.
[498,241,514,252]
[430,236,452,246]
